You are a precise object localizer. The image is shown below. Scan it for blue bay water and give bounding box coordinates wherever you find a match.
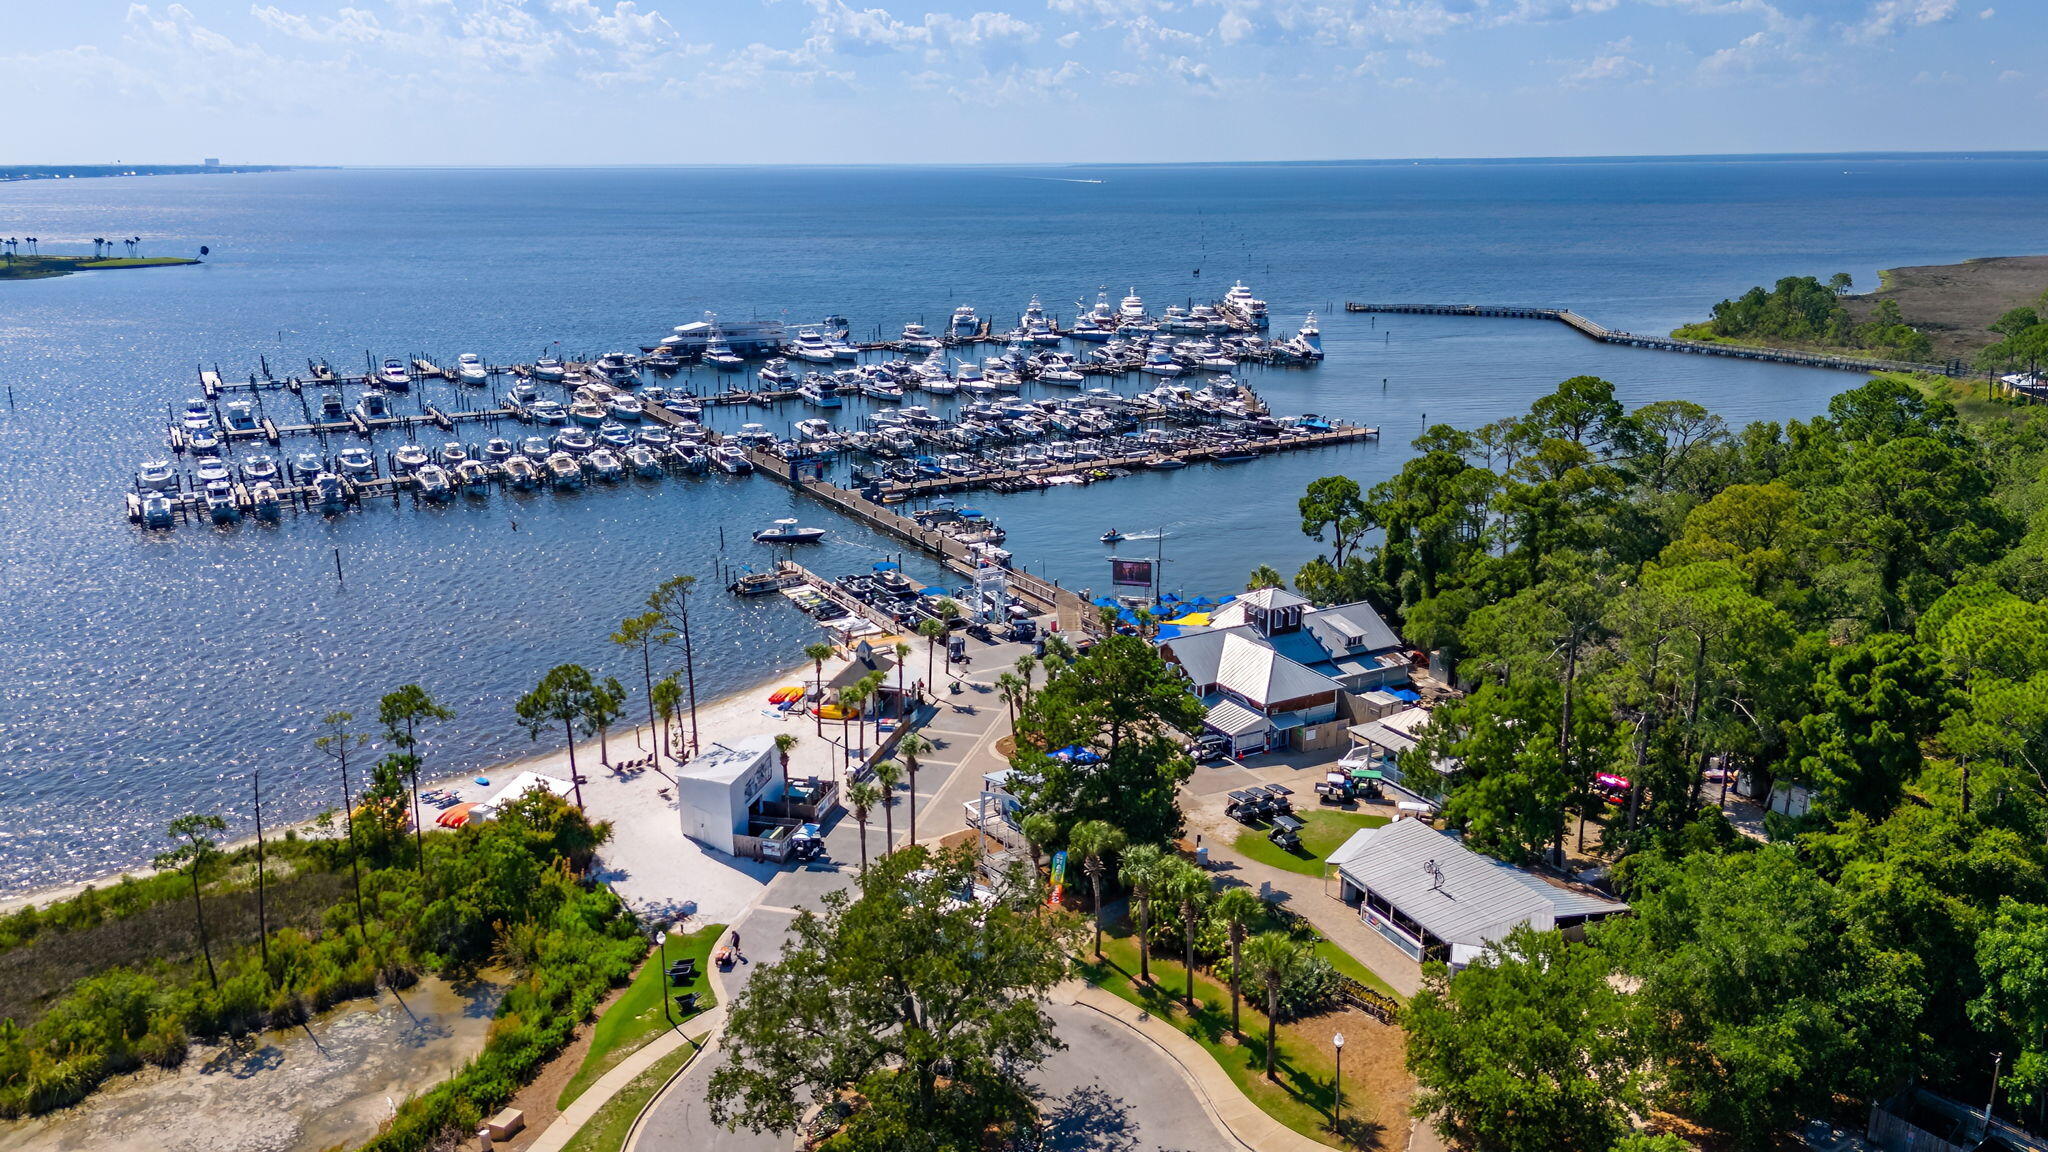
[3,156,2047,895]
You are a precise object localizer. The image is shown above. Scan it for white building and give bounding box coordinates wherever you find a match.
[676,734,780,857]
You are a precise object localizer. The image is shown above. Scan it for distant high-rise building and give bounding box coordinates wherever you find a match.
[203,158,220,167]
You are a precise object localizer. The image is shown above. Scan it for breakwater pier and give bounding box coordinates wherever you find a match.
[1344,302,1956,375]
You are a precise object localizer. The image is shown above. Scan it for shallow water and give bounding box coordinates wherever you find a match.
[0,975,502,1152]
[4,155,2048,893]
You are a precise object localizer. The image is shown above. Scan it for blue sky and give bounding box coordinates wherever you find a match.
[3,0,2035,163]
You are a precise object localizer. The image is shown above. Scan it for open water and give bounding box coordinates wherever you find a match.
[5,155,2048,895]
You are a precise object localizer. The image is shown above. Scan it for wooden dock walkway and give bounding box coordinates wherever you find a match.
[1343,302,1955,375]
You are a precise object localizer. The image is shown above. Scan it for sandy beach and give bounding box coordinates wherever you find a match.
[0,642,917,921]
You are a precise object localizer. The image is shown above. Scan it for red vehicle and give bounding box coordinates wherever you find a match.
[1594,773,1632,805]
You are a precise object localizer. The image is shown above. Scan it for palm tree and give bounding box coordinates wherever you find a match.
[1244,931,1306,1081]
[314,711,370,933]
[1120,843,1165,984]
[873,758,905,853]
[804,642,836,735]
[652,673,682,764]
[774,732,799,810]
[1069,819,1125,957]
[893,640,912,717]
[1021,811,1057,876]
[1158,858,1212,1010]
[612,611,673,763]
[846,781,881,871]
[896,730,930,845]
[1210,886,1264,1039]
[837,684,863,775]
[156,814,228,989]
[1247,564,1285,591]
[917,617,948,690]
[1014,653,1037,697]
[379,684,453,871]
[995,671,1027,728]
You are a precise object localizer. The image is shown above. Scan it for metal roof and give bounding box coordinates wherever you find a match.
[1205,698,1271,737]
[1214,632,1339,705]
[1335,819,1626,948]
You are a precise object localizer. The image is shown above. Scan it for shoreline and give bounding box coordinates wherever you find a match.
[0,643,895,916]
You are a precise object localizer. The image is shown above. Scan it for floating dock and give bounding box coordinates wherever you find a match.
[1343,302,1957,375]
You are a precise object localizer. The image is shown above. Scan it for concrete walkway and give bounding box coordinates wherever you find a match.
[1067,983,1339,1152]
[523,1006,726,1152]
[1194,832,1424,999]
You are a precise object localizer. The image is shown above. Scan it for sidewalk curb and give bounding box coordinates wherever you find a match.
[525,1004,726,1152]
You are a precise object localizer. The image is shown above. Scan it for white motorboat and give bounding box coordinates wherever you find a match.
[393,444,430,473]
[860,377,904,402]
[457,353,489,385]
[532,357,567,382]
[1068,314,1114,342]
[704,332,746,371]
[637,427,674,451]
[1288,313,1325,361]
[251,482,283,519]
[569,399,607,426]
[137,459,178,490]
[754,518,826,544]
[503,455,540,489]
[790,329,836,364]
[734,423,776,447]
[179,399,213,432]
[795,417,835,442]
[645,349,683,372]
[336,447,375,477]
[457,459,491,492]
[529,399,569,425]
[195,457,231,486]
[607,395,644,421]
[950,304,981,339]
[356,390,391,421]
[204,480,240,523]
[627,445,663,477]
[587,448,625,482]
[712,446,753,473]
[224,401,257,431]
[482,438,515,464]
[798,375,843,408]
[759,358,796,386]
[554,427,596,454]
[828,335,861,361]
[546,451,583,486]
[594,351,638,385]
[431,442,465,467]
[1141,348,1184,376]
[139,490,175,527]
[1119,289,1146,321]
[1223,280,1269,327]
[319,391,346,420]
[900,322,942,350]
[291,450,326,478]
[520,435,552,462]
[597,421,635,449]
[314,471,348,508]
[241,454,280,483]
[377,358,411,389]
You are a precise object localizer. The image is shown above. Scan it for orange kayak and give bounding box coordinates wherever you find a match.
[768,685,802,704]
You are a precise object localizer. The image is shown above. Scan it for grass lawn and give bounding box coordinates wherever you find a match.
[1077,928,1406,1151]
[1233,808,1389,877]
[557,922,723,1109]
[0,255,199,280]
[561,1039,698,1152]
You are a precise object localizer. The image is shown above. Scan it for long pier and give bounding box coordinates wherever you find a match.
[1343,302,1956,375]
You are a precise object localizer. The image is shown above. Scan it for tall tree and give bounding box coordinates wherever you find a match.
[647,575,702,756]
[516,663,598,809]
[1211,886,1264,1039]
[612,610,674,764]
[845,781,881,872]
[1243,931,1305,1081]
[707,847,1073,1148]
[651,673,682,765]
[589,675,627,767]
[1157,857,1211,1009]
[1299,474,1371,566]
[379,684,452,871]
[1119,843,1165,984]
[314,710,369,932]
[897,731,931,846]
[155,814,228,989]
[1068,819,1125,958]
[804,641,837,736]
[773,732,799,811]
[873,759,902,854]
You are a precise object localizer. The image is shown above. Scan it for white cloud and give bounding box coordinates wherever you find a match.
[1850,0,1958,41]
[1557,36,1652,86]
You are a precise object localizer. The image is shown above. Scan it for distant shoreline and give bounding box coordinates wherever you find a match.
[0,255,202,281]
[0,164,304,183]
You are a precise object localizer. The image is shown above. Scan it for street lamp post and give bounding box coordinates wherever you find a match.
[658,928,673,1027]
[1333,1032,1345,1132]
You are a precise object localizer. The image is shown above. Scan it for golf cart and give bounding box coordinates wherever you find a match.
[1267,812,1305,852]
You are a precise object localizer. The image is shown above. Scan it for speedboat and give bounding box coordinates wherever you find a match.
[140,490,175,528]
[457,353,489,385]
[240,455,280,483]
[595,351,638,385]
[637,426,674,452]
[860,376,904,402]
[482,437,515,464]
[569,399,607,426]
[554,427,596,455]
[378,358,411,390]
[712,446,753,473]
[704,333,745,371]
[438,442,469,467]
[457,460,491,492]
[607,395,644,422]
[790,329,836,364]
[597,421,635,449]
[587,448,625,482]
[519,435,552,462]
[319,391,346,420]
[195,457,232,486]
[502,455,540,489]
[224,401,257,431]
[532,357,567,383]
[392,444,430,473]
[1141,348,1184,376]
[645,349,683,373]
[529,399,568,425]
[546,452,583,487]
[291,450,326,478]
[949,304,980,339]
[179,399,213,432]
[627,445,663,477]
[1068,314,1114,342]
[759,358,796,386]
[415,463,453,500]
[313,471,348,509]
[336,447,375,477]
[828,334,861,361]
[204,480,240,523]
[356,390,391,421]
[674,444,709,473]
[754,518,825,544]
[795,417,835,442]
[900,322,941,350]
[734,423,777,447]
[251,482,283,519]
[137,459,177,490]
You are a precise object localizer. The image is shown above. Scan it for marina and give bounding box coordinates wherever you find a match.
[122,286,1349,527]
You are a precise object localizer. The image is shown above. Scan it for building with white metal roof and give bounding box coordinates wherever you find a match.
[1329,818,1627,967]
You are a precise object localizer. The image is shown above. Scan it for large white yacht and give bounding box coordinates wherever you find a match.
[790,328,837,364]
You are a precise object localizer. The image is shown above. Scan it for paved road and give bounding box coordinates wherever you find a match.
[636,999,1237,1152]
